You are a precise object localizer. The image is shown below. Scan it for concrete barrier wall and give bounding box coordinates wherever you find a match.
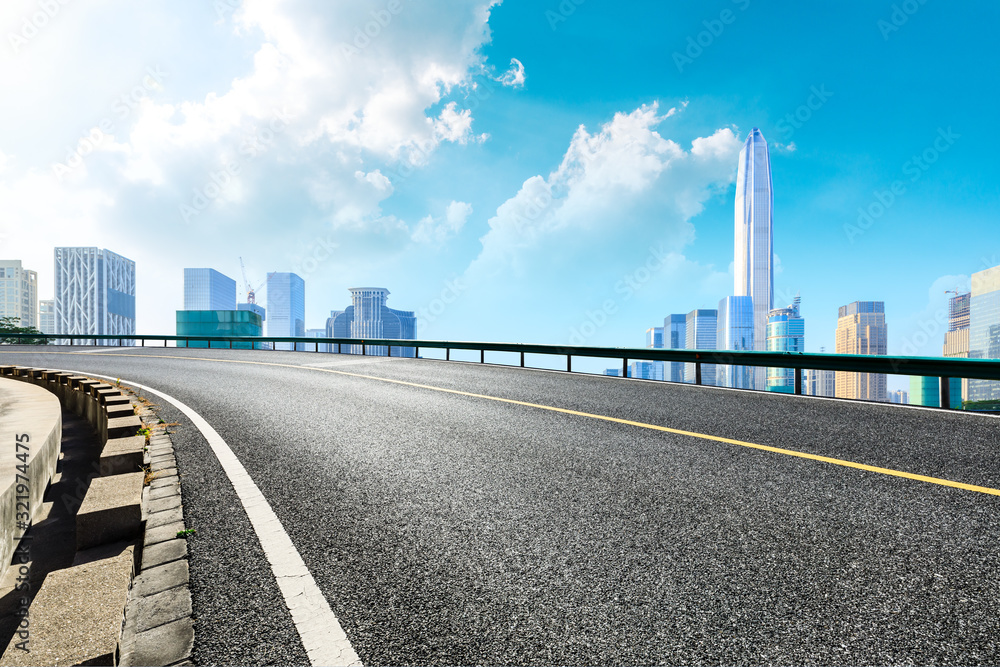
[0,377,61,577]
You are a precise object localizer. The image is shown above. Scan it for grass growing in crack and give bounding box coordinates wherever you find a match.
[176,528,196,538]
[143,467,161,486]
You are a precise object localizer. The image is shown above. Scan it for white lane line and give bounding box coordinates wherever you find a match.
[76,370,362,667]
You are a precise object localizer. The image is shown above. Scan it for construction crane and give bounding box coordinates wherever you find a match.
[239,257,271,305]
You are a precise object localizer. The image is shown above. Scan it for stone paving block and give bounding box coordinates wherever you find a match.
[149,484,179,501]
[119,616,193,667]
[107,415,143,440]
[149,475,179,490]
[106,403,137,419]
[148,494,182,515]
[0,544,134,666]
[133,559,188,598]
[141,539,187,570]
[147,506,184,530]
[131,585,191,633]
[144,521,187,547]
[100,435,145,476]
[76,472,144,550]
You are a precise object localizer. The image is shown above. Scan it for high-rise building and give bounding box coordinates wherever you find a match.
[326,287,417,357]
[766,296,805,393]
[266,272,305,351]
[835,301,887,402]
[909,375,962,409]
[889,389,909,404]
[54,247,135,340]
[645,327,663,349]
[305,328,331,353]
[184,268,237,311]
[39,299,55,334]
[630,361,663,381]
[604,368,623,377]
[943,291,971,402]
[804,369,836,398]
[663,314,687,382]
[968,264,1000,402]
[716,295,754,389]
[684,309,717,385]
[0,260,38,328]
[734,128,774,389]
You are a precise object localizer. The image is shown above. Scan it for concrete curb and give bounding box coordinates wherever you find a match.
[0,365,194,666]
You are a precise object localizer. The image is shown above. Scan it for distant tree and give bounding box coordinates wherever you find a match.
[0,316,48,345]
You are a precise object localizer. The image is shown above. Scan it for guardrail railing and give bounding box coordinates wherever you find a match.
[3,333,999,410]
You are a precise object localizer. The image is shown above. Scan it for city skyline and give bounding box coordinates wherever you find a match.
[0,3,997,382]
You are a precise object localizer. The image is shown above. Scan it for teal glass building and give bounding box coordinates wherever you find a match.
[766,296,804,393]
[176,310,263,348]
[969,265,1000,402]
[909,375,962,409]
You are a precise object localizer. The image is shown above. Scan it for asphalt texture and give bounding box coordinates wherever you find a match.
[2,345,999,665]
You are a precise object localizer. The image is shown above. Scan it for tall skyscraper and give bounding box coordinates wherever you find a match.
[968,264,1000,402]
[734,128,774,389]
[943,291,971,402]
[835,301,887,402]
[39,299,55,334]
[888,389,908,404]
[716,295,754,389]
[326,287,417,357]
[184,268,237,311]
[645,327,663,349]
[0,260,38,328]
[266,272,305,350]
[766,296,805,393]
[54,247,135,339]
[643,326,665,381]
[663,314,687,382]
[684,309,717,386]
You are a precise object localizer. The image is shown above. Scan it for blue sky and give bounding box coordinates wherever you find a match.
[1,1,997,382]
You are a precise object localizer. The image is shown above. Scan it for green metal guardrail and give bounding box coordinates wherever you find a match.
[3,333,999,409]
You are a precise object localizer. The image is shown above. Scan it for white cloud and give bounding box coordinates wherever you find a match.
[438,103,742,343]
[412,200,472,245]
[496,57,525,87]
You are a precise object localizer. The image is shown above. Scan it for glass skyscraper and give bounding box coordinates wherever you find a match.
[266,272,306,350]
[834,301,887,402]
[734,128,774,390]
[766,296,805,393]
[0,260,38,328]
[684,309,717,386]
[54,247,135,339]
[664,314,687,382]
[39,299,55,334]
[326,287,417,357]
[716,295,754,389]
[909,375,962,409]
[968,264,1000,402]
[184,268,237,311]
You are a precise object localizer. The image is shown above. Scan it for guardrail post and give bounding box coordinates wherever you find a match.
[940,376,952,410]
[389,345,393,357]
[567,355,572,372]
[164,338,167,347]
[695,362,702,385]
[446,348,450,361]
[315,342,319,353]
[622,358,628,377]
[362,343,367,356]
[229,339,233,349]
[794,367,803,395]
[480,349,484,364]
[415,346,419,358]
[520,351,525,367]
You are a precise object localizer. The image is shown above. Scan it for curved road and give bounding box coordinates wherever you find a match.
[2,346,999,665]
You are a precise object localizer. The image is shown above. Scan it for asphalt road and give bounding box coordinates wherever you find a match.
[3,345,999,665]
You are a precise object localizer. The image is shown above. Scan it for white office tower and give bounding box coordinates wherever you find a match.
[0,260,38,328]
[54,247,136,340]
[734,128,774,389]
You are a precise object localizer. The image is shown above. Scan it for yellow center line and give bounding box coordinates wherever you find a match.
[4,350,1000,497]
